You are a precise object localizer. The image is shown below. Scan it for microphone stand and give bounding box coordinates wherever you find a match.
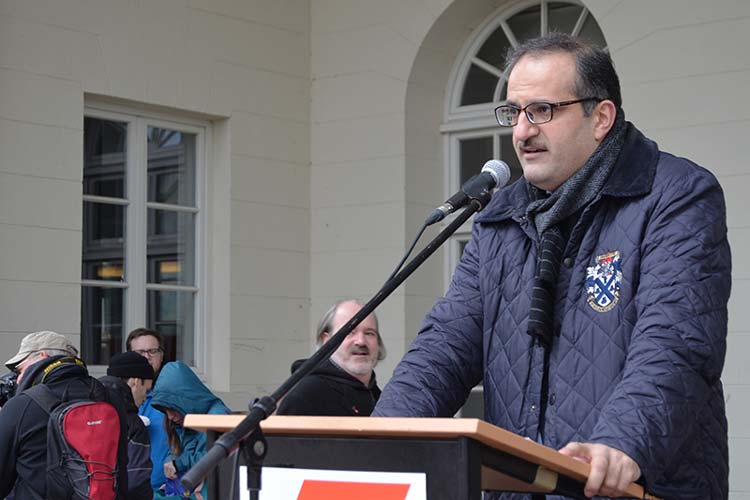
[181,194,491,499]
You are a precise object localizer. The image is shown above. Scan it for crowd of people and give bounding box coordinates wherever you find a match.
[0,32,731,500]
[0,329,230,500]
[0,301,382,500]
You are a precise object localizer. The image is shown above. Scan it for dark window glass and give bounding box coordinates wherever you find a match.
[459,136,493,185]
[507,5,541,44]
[147,127,196,206]
[548,2,584,34]
[461,65,499,106]
[81,201,125,281]
[80,286,123,365]
[83,117,126,198]
[147,209,195,286]
[476,26,511,68]
[147,290,195,365]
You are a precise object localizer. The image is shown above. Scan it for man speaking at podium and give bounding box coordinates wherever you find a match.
[374,33,730,500]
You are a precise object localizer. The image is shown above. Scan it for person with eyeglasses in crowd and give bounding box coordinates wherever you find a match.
[374,33,730,500]
[127,327,171,497]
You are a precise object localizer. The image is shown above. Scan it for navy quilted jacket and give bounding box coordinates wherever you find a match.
[374,125,731,500]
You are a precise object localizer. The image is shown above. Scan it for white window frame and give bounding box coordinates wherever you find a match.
[82,101,210,376]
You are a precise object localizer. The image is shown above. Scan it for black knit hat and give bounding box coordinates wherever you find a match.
[107,351,155,380]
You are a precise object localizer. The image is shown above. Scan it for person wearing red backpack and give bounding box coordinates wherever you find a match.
[0,330,130,499]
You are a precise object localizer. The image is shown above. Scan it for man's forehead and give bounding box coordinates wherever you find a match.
[132,335,159,347]
[507,52,576,100]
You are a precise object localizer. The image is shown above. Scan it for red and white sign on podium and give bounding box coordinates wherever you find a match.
[240,467,426,500]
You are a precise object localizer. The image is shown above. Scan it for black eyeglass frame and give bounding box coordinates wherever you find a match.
[133,348,163,356]
[494,97,603,127]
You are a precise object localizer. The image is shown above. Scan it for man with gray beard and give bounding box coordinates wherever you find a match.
[277,299,386,416]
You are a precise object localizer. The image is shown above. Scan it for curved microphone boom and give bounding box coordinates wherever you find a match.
[425,159,511,225]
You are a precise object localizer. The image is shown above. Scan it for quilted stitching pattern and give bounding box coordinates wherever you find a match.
[375,132,730,500]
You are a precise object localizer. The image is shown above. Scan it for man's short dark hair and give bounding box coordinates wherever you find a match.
[503,32,622,114]
[126,328,163,351]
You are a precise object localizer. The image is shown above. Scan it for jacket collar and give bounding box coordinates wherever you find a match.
[475,123,659,224]
[18,355,88,393]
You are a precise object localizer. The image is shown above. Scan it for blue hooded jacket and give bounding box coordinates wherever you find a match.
[374,125,731,500]
[150,361,230,499]
[139,389,169,491]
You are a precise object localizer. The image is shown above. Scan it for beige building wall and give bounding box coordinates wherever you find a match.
[0,1,311,406]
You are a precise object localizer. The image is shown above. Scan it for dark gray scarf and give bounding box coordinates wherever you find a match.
[526,112,627,347]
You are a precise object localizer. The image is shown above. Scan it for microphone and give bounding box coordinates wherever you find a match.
[425,159,511,225]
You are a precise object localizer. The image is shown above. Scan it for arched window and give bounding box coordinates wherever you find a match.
[442,0,607,289]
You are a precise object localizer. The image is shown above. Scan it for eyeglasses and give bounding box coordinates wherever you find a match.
[494,97,602,127]
[133,348,163,357]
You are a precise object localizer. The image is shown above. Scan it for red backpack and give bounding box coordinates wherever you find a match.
[25,380,122,500]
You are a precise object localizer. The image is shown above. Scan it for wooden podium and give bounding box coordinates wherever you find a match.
[185,415,646,499]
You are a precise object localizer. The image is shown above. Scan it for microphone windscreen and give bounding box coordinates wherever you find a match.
[481,159,511,189]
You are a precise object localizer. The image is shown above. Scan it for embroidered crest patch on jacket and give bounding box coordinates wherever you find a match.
[585,250,622,312]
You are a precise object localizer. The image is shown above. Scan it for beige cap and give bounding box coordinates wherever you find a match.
[5,330,78,370]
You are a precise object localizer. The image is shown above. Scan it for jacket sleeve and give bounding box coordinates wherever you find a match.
[373,226,486,417]
[127,423,153,500]
[0,396,24,497]
[172,429,207,473]
[589,166,731,485]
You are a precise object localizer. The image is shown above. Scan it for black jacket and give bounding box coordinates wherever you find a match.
[277,358,381,416]
[0,356,129,499]
[99,375,153,500]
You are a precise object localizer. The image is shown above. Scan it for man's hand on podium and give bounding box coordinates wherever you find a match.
[558,442,641,498]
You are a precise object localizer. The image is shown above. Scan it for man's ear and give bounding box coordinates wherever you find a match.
[593,99,617,142]
[320,331,331,344]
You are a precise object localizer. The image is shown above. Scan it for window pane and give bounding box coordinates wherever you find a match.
[147,209,195,286]
[82,201,125,281]
[548,2,584,35]
[461,64,499,106]
[499,134,524,184]
[148,127,196,206]
[83,117,126,198]
[147,290,195,365]
[507,5,541,44]
[476,26,511,69]
[578,13,607,46]
[459,136,494,185]
[81,286,124,365]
